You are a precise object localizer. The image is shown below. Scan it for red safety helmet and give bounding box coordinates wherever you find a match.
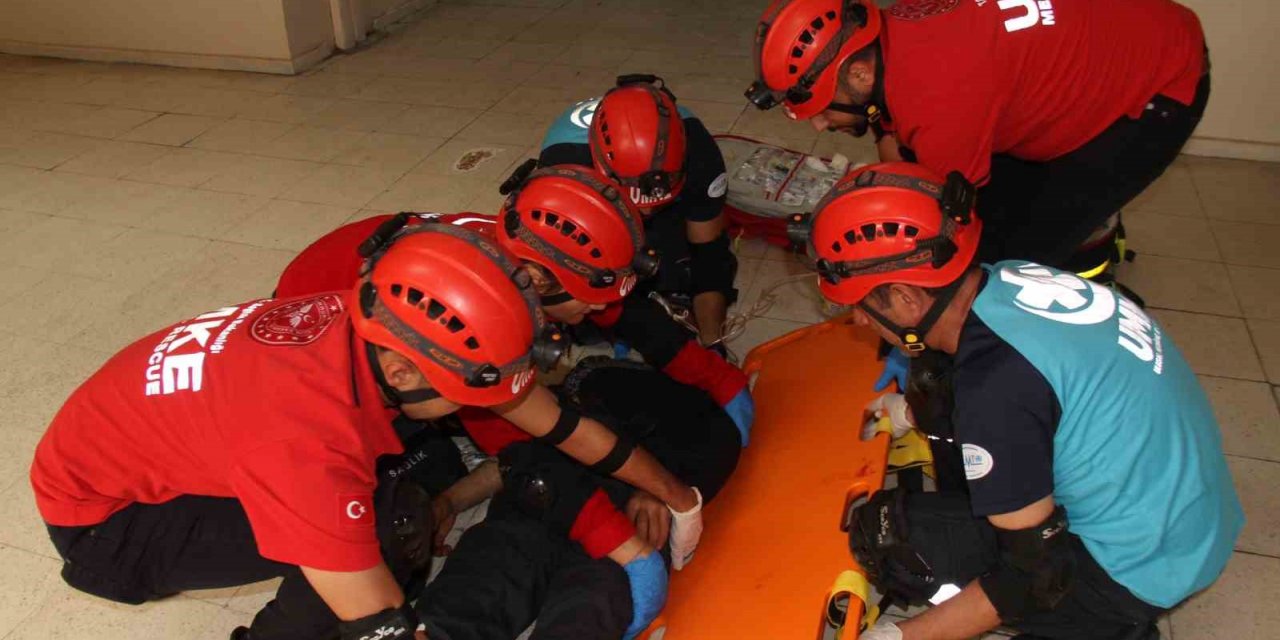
[499,164,658,305]
[746,0,883,120]
[350,220,565,407]
[589,75,687,209]
[789,162,981,306]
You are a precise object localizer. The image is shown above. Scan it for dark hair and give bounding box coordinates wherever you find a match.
[527,264,564,296]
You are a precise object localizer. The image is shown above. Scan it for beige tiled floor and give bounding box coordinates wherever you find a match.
[0,0,1276,638]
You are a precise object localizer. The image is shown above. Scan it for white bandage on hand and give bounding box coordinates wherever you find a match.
[667,487,704,571]
[863,393,915,440]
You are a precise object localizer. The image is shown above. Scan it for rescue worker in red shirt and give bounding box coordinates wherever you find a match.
[748,0,1209,391]
[31,223,702,640]
[273,168,744,639]
[276,166,754,446]
[749,0,1207,271]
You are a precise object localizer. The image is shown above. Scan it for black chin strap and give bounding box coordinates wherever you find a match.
[365,342,441,406]
[540,290,575,306]
[859,278,962,353]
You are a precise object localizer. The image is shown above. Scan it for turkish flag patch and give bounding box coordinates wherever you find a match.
[338,493,373,529]
[252,294,344,346]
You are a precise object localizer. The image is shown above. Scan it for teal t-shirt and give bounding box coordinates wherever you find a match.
[957,261,1243,607]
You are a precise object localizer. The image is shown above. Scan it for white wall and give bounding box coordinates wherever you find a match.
[1180,0,1280,161]
[0,0,335,74]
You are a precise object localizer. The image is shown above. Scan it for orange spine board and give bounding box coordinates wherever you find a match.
[660,316,889,639]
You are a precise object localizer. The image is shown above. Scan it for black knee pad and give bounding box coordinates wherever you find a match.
[498,442,601,536]
[980,506,1077,620]
[689,234,738,303]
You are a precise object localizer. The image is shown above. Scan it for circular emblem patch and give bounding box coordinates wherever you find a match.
[707,173,728,198]
[252,294,345,346]
[961,443,994,480]
[569,98,601,129]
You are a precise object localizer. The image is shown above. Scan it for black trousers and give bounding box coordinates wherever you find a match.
[1009,537,1166,640]
[898,493,1166,640]
[417,512,632,640]
[417,362,742,639]
[975,71,1211,269]
[565,360,742,506]
[43,427,461,640]
[47,496,346,640]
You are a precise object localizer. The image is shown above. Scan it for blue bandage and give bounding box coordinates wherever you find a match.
[622,551,668,640]
[723,388,755,447]
[874,349,910,393]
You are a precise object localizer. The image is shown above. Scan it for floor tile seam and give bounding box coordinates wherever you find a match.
[3,120,164,143]
[0,595,48,640]
[1233,548,1280,561]
[269,186,393,210]
[1224,452,1280,466]
[1243,321,1276,385]
[1188,371,1270,384]
[0,133,174,172]
[14,203,297,257]
[1125,206,1207,220]
[1147,304,1247,322]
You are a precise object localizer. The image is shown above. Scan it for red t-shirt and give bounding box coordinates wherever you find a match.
[882,0,1204,184]
[274,213,497,299]
[31,294,403,572]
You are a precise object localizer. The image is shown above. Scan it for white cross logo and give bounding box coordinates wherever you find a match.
[999,264,1116,325]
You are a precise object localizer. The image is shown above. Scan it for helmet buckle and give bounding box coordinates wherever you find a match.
[901,332,927,353]
[940,171,976,225]
[786,212,812,248]
[634,248,660,279]
[532,327,567,370]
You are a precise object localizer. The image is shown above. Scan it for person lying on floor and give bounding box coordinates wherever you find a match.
[417,357,743,640]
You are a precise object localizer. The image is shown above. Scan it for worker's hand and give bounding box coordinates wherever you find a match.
[626,491,672,550]
[722,388,755,447]
[874,348,910,392]
[429,495,457,556]
[863,393,914,440]
[667,487,704,570]
[859,620,903,640]
[622,550,669,640]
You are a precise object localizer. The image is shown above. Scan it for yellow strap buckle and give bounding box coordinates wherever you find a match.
[825,570,879,638]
